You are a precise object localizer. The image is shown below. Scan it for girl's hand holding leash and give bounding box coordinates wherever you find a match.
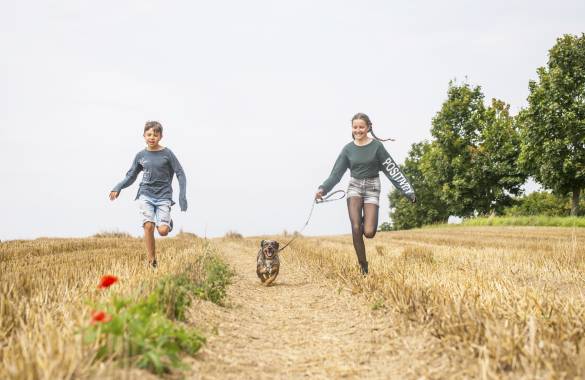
[315,189,324,201]
[109,191,119,201]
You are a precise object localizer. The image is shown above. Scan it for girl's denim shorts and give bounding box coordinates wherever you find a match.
[347,176,381,205]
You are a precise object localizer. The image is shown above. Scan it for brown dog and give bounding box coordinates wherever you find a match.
[256,240,280,286]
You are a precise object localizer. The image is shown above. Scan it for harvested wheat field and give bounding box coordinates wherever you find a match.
[2,226,585,379]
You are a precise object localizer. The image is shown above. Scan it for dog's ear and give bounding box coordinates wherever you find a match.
[274,241,280,250]
[260,240,265,247]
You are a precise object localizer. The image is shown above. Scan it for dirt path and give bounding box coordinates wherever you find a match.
[187,239,452,379]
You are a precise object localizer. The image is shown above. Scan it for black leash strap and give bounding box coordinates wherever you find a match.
[278,190,346,252]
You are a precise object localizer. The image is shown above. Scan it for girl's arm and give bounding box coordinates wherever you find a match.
[376,144,416,202]
[111,153,143,196]
[169,150,187,211]
[319,147,349,195]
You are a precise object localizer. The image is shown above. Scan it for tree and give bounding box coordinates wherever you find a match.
[471,99,526,214]
[520,33,585,215]
[389,142,450,229]
[390,82,528,229]
[428,82,486,217]
[428,82,525,216]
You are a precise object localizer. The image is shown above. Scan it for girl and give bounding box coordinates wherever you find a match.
[315,113,416,274]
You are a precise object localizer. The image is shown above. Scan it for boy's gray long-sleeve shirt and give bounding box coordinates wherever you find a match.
[112,148,187,211]
[320,139,415,202]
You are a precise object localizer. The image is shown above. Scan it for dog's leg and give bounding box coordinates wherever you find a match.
[264,268,279,286]
[257,266,268,283]
[264,275,275,286]
[256,265,270,283]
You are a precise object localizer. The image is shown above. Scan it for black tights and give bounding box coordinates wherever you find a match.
[347,197,378,272]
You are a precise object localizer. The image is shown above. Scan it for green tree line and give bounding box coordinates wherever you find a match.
[389,33,585,230]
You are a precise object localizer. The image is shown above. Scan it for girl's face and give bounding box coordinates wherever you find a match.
[352,119,370,140]
[144,128,162,149]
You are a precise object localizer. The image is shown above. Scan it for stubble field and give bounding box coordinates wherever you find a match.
[1,226,584,379]
[285,226,585,378]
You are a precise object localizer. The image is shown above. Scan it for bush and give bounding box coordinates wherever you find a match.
[176,230,199,239]
[224,230,243,239]
[93,230,133,238]
[378,222,393,232]
[504,192,571,216]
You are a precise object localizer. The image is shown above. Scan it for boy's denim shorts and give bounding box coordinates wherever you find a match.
[347,176,381,205]
[137,194,172,230]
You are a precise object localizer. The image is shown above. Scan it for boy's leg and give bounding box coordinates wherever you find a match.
[157,224,170,236]
[144,222,156,263]
[154,199,173,236]
[139,195,158,265]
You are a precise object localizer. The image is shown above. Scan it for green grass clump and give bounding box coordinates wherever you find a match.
[154,270,200,321]
[194,254,233,305]
[154,254,233,320]
[462,216,585,227]
[85,295,205,374]
[85,248,232,375]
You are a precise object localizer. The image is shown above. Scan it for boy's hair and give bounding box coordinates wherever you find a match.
[144,121,163,135]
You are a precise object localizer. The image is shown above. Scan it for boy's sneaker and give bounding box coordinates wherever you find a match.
[150,259,158,269]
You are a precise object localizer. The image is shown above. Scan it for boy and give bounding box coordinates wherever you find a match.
[109,121,187,268]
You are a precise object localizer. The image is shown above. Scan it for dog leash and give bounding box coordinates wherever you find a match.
[278,190,346,252]
[316,189,347,204]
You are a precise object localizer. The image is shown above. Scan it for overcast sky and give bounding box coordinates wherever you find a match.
[1,1,583,240]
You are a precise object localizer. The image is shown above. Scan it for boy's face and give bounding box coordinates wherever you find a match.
[144,128,162,149]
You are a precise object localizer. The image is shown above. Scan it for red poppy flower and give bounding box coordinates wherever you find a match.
[91,310,111,324]
[98,275,118,289]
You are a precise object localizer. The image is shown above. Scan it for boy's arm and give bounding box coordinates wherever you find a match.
[377,144,416,202]
[319,147,349,195]
[111,153,143,195]
[169,150,187,211]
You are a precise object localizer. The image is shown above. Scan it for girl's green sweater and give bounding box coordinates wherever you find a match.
[320,139,415,201]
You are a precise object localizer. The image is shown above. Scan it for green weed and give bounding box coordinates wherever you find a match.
[85,295,205,374]
[193,254,233,305]
[85,250,232,374]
